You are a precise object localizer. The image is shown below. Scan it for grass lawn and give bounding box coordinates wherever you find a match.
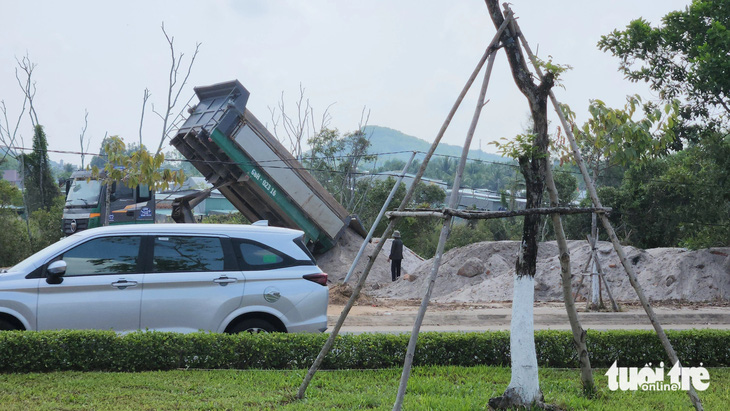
[0,366,727,410]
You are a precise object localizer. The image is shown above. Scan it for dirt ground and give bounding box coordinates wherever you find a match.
[327,299,730,333]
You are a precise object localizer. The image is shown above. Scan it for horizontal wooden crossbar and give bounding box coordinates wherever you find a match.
[385,206,611,220]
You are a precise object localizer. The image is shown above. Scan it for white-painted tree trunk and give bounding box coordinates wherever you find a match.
[506,273,541,404]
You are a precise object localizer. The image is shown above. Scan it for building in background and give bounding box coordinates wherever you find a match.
[1,170,22,189]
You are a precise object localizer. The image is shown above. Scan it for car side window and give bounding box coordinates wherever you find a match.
[235,240,308,271]
[152,236,225,272]
[239,241,284,266]
[61,236,142,276]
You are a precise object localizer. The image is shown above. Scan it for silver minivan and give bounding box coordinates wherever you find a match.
[0,224,328,333]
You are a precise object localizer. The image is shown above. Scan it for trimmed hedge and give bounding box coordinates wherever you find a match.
[0,329,727,373]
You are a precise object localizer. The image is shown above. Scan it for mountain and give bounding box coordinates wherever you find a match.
[362,125,508,168]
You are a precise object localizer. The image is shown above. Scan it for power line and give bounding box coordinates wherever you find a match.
[4,145,728,190]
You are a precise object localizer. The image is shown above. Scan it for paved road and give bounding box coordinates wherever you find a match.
[327,303,730,333]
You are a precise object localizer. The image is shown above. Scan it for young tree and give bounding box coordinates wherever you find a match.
[92,136,184,226]
[570,95,678,308]
[485,1,558,407]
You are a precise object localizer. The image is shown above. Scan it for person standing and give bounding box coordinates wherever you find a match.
[387,230,404,281]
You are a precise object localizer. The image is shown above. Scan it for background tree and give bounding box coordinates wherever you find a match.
[595,0,729,249]
[57,162,75,183]
[597,133,730,248]
[163,148,202,177]
[355,176,445,258]
[304,128,375,211]
[539,167,578,241]
[0,179,23,208]
[0,179,64,266]
[22,125,59,213]
[598,0,730,140]
[27,196,64,250]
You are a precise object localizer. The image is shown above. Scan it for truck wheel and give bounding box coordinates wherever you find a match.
[231,318,277,334]
[0,319,18,331]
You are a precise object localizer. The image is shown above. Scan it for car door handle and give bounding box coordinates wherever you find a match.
[213,276,237,286]
[111,279,138,290]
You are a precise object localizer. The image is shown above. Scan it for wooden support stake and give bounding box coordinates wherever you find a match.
[585,235,619,312]
[298,15,513,401]
[543,152,595,391]
[394,31,500,411]
[508,8,704,410]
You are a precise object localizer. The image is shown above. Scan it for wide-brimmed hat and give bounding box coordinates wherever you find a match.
[393,230,401,238]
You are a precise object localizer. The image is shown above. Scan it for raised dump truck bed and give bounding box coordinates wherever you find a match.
[170,80,365,253]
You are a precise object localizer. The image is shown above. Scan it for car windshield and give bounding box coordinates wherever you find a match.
[66,179,101,206]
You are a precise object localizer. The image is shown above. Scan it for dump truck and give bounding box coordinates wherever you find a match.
[170,80,365,253]
[62,170,155,235]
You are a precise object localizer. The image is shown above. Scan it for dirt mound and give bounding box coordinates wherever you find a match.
[316,228,423,286]
[370,240,730,303]
[328,283,377,305]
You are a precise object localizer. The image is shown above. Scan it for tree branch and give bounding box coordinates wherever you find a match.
[156,22,201,155]
[79,109,90,168]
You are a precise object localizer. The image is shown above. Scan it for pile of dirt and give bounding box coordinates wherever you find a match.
[369,240,730,303]
[316,228,423,286]
[328,282,377,305]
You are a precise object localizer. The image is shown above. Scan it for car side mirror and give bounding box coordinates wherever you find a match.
[46,260,67,284]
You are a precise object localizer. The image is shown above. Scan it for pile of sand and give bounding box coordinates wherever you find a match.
[316,229,729,304]
[366,240,730,303]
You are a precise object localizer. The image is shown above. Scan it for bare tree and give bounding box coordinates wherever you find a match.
[1,55,35,163]
[1,56,40,248]
[139,88,150,148]
[268,84,333,160]
[0,100,26,165]
[15,55,39,128]
[152,23,201,155]
[79,109,90,169]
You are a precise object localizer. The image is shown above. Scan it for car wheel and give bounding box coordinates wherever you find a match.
[231,318,277,334]
[0,319,18,331]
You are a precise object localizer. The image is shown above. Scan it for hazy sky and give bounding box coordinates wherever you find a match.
[1,0,691,166]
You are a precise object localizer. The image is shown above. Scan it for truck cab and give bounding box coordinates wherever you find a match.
[62,170,154,235]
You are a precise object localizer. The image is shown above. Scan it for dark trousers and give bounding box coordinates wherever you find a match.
[391,259,402,281]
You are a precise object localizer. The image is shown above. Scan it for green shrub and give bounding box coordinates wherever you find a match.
[0,329,726,373]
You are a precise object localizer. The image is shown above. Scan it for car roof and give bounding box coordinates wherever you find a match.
[67,223,304,239]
